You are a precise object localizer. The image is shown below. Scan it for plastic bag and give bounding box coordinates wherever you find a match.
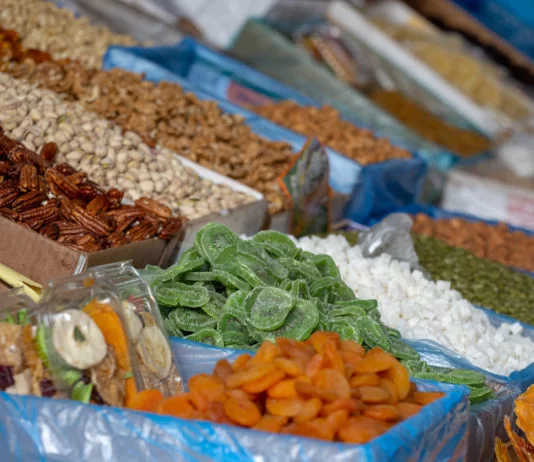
[0,336,469,461]
[89,262,184,396]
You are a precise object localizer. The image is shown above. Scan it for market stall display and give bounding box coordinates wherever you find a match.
[411,213,534,273]
[0,130,185,252]
[128,336,447,444]
[0,73,255,219]
[0,29,293,216]
[0,0,136,68]
[253,101,412,165]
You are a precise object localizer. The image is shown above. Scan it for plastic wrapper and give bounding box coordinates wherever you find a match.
[40,275,140,407]
[0,336,469,461]
[104,41,427,224]
[89,262,184,396]
[0,289,57,398]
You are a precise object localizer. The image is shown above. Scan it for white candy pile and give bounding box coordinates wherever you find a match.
[297,235,534,376]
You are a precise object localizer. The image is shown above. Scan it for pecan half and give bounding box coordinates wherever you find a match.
[77,182,99,201]
[55,163,77,176]
[39,142,58,163]
[135,197,171,220]
[12,190,46,212]
[126,218,159,242]
[0,188,18,207]
[71,205,113,236]
[85,195,109,216]
[19,164,39,192]
[159,217,185,240]
[40,222,60,240]
[105,188,123,210]
[45,168,81,199]
[19,200,60,225]
[0,161,10,175]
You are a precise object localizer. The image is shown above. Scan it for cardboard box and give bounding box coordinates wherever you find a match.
[442,158,534,230]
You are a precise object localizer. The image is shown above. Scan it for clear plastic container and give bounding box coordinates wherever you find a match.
[0,289,58,398]
[39,275,140,407]
[90,262,184,396]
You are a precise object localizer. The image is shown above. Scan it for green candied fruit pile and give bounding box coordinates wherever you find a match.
[140,224,495,404]
[413,234,534,326]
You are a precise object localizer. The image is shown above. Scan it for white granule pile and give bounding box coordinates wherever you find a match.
[297,235,534,376]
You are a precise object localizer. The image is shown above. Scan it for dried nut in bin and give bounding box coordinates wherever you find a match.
[51,309,107,370]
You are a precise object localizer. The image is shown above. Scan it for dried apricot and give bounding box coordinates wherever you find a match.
[243,370,285,394]
[359,386,391,404]
[268,379,298,398]
[326,409,350,434]
[213,359,233,381]
[276,338,314,363]
[350,374,381,387]
[274,357,303,376]
[285,418,334,441]
[231,353,251,371]
[157,394,196,419]
[128,390,164,413]
[294,380,318,398]
[413,391,445,405]
[341,351,364,370]
[340,340,365,356]
[253,414,288,433]
[363,404,400,421]
[323,340,344,374]
[396,402,422,420]
[206,401,233,424]
[380,378,399,405]
[226,363,277,388]
[321,398,362,416]
[248,340,279,366]
[313,369,351,400]
[381,360,410,400]
[294,398,322,423]
[305,354,325,377]
[338,416,389,444]
[308,331,340,354]
[188,374,226,411]
[223,396,261,427]
[353,348,395,374]
[226,389,258,402]
[266,397,304,417]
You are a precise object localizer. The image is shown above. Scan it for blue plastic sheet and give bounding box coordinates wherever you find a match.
[103,44,427,223]
[0,338,469,462]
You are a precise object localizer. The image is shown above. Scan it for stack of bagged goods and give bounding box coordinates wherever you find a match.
[411,213,534,273]
[0,0,136,68]
[297,233,534,376]
[143,224,494,403]
[0,28,293,215]
[0,73,254,219]
[253,101,411,165]
[0,128,185,251]
[127,335,448,443]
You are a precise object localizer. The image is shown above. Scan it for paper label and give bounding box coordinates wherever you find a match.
[279,138,331,237]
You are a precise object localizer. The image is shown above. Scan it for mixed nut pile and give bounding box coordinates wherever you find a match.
[0,129,184,252]
[0,29,293,215]
[253,101,412,165]
[0,73,254,219]
[412,213,534,273]
[0,0,136,68]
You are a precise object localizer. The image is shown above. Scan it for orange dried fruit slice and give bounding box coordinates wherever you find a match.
[352,348,395,374]
[188,374,226,411]
[226,363,277,388]
[243,370,285,394]
[157,394,196,419]
[305,354,325,378]
[413,391,445,405]
[381,359,410,400]
[266,397,304,417]
[294,380,318,398]
[313,369,351,400]
[341,351,364,370]
[321,398,362,416]
[338,416,389,444]
[326,409,350,434]
[363,404,400,421]
[274,357,303,377]
[294,397,322,423]
[359,386,391,404]
[223,396,261,427]
[350,373,381,387]
[248,340,279,366]
[396,402,422,420]
[380,378,399,405]
[128,389,164,413]
[231,353,252,371]
[340,340,365,356]
[286,418,334,441]
[206,400,233,424]
[267,378,298,398]
[213,359,233,381]
[253,414,288,433]
[308,331,340,354]
[323,340,344,374]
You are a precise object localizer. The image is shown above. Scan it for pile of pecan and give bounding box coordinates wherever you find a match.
[0,27,293,215]
[0,128,185,252]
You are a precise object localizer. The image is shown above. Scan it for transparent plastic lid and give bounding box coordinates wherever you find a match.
[90,262,184,396]
[40,275,141,407]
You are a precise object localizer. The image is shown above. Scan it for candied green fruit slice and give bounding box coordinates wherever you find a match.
[198,223,239,263]
[168,306,217,332]
[308,254,340,278]
[248,287,295,331]
[154,282,210,308]
[186,329,224,347]
[153,247,205,284]
[252,231,299,258]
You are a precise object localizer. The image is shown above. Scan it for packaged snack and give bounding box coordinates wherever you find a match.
[40,276,139,406]
[0,289,58,398]
[90,261,184,396]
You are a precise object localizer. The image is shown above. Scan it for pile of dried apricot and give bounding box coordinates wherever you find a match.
[128,332,444,443]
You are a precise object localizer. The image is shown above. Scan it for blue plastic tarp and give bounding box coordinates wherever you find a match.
[103,44,427,224]
[0,338,469,462]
